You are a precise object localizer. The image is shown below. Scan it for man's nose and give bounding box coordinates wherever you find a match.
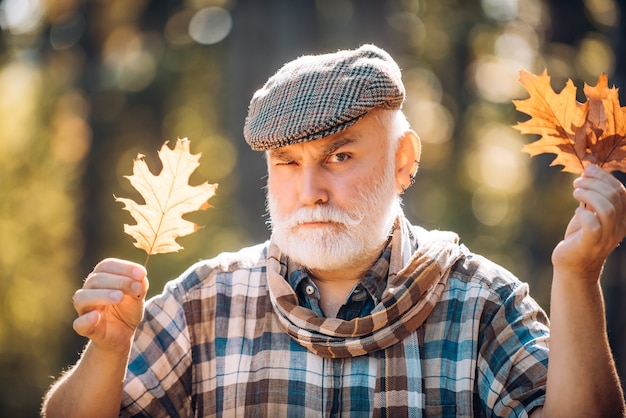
[298,165,329,206]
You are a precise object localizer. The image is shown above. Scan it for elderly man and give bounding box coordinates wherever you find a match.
[43,45,625,417]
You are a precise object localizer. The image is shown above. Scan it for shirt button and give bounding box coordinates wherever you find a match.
[305,285,315,295]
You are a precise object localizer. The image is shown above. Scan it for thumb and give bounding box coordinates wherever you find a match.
[73,310,101,338]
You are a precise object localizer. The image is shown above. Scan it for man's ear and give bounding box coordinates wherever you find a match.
[395,129,421,194]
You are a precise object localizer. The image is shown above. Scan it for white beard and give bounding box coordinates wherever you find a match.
[267,162,401,271]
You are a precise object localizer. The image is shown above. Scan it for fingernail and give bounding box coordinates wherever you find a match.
[131,282,142,295]
[109,290,123,302]
[87,310,99,323]
[132,267,145,280]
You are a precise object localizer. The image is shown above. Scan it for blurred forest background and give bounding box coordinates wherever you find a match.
[0,0,624,416]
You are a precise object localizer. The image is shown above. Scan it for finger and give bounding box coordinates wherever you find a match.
[73,310,100,338]
[571,193,616,248]
[83,272,146,297]
[573,181,626,243]
[575,188,625,217]
[91,258,146,282]
[578,165,626,206]
[73,289,126,315]
[573,178,622,218]
[581,164,611,181]
[575,206,602,245]
[573,179,615,205]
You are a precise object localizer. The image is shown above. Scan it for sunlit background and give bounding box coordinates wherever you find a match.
[0,0,624,415]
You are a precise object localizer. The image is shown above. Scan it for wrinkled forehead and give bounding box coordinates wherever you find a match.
[264,109,395,158]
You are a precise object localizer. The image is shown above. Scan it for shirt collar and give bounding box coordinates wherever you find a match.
[283,237,393,307]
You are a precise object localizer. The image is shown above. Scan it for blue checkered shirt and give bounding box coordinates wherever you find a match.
[121,229,549,417]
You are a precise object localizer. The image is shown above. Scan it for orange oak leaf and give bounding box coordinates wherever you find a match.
[513,69,626,173]
[115,138,217,262]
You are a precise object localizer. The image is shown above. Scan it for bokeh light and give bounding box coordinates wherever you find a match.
[584,0,619,27]
[188,7,232,45]
[482,0,518,22]
[0,0,44,34]
[102,26,160,91]
[576,33,615,78]
[466,122,530,193]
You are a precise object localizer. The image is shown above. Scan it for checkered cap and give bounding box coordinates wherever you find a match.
[243,44,405,151]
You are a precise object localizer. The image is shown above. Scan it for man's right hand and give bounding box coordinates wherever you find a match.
[72,258,149,353]
[42,259,148,417]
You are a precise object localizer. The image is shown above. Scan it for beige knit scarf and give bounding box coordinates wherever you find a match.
[266,217,464,416]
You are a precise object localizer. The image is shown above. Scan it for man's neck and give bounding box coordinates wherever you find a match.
[309,269,363,318]
[307,253,379,318]
[287,234,392,317]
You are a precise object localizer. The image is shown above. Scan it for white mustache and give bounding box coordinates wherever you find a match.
[270,206,364,228]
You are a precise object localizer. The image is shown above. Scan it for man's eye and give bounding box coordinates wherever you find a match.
[330,153,350,163]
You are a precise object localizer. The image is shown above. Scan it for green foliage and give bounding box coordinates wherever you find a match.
[0,60,84,414]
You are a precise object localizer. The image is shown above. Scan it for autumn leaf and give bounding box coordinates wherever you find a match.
[115,137,217,264]
[513,69,626,173]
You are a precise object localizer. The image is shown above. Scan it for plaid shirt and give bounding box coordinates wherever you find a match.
[288,241,391,320]
[121,227,549,417]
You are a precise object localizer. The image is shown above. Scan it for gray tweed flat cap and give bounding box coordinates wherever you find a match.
[243,44,405,151]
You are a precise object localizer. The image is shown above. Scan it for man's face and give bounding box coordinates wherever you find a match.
[266,110,401,272]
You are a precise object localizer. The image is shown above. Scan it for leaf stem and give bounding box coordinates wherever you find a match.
[143,253,151,268]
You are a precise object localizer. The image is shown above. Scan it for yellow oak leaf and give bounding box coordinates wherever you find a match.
[115,138,217,261]
[513,69,626,173]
